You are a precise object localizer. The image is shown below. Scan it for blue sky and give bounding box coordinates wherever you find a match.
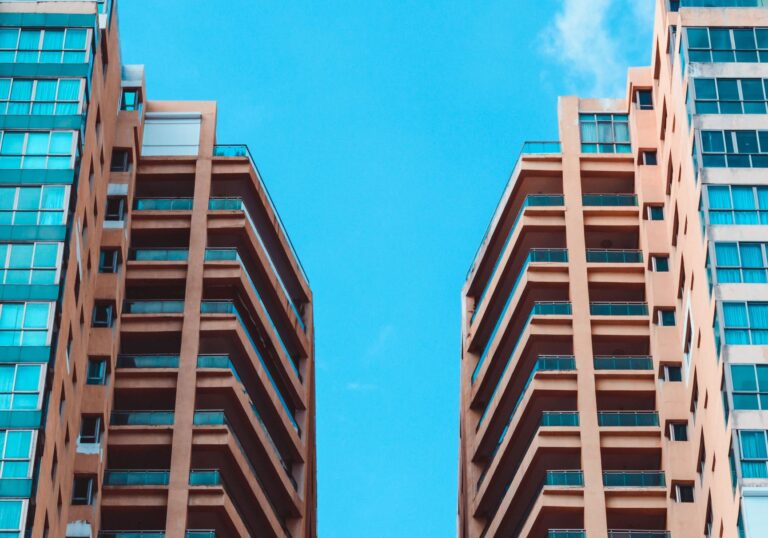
[119,2,653,536]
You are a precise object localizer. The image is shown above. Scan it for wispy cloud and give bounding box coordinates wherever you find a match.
[346,381,378,392]
[542,0,654,98]
[365,324,395,360]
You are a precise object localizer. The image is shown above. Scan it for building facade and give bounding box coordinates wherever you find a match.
[459,1,768,537]
[0,1,316,537]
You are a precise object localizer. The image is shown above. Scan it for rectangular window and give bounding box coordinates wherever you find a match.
[0,364,43,410]
[694,78,768,115]
[0,302,51,346]
[104,197,125,221]
[657,309,676,326]
[674,483,695,502]
[641,150,658,165]
[0,78,84,116]
[663,364,683,382]
[98,249,119,274]
[705,185,768,225]
[646,205,664,220]
[714,242,768,283]
[723,302,768,344]
[700,130,768,168]
[120,89,141,112]
[636,89,653,110]
[91,303,113,328]
[109,149,131,172]
[739,430,768,478]
[0,430,33,478]
[686,27,767,64]
[669,422,688,440]
[79,416,101,444]
[731,364,768,410]
[579,113,631,154]
[0,27,91,64]
[0,130,75,170]
[652,256,670,272]
[85,359,107,385]
[71,475,95,505]
[0,501,23,536]
[0,242,61,285]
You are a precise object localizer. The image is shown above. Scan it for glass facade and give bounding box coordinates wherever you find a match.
[578,113,631,153]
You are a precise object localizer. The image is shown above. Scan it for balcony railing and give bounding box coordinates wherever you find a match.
[608,532,670,538]
[521,141,562,154]
[208,197,306,331]
[590,302,648,316]
[186,533,216,538]
[549,531,585,538]
[193,410,226,426]
[116,355,180,369]
[189,469,221,486]
[597,411,659,427]
[133,198,193,211]
[602,471,666,487]
[582,194,637,206]
[110,411,174,426]
[471,194,565,318]
[593,356,653,370]
[99,533,165,538]
[586,249,643,263]
[103,470,170,486]
[541,411,579,427]
[204,248,299,367]
[200,301,299,432]
[128,248,189,262]
[212,143,308,282]
[546,470,584,486]
[123,300,184,314]
[476,302,572,426]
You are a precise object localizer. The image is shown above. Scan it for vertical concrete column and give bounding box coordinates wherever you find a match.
[558,96,609,536]
[165,108,216,538]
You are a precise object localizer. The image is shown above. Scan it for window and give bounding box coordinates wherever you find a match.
[641,150,658,165]
[657,309,676,326]
[0,78,83,116]
[646,205,664,220]
[78,416,101,444]
[714,242,768,283]
[686,27,768,64]
[730,444,738,492]
[98,249,119,274]
[0,28,90,64]
[120,89,140,112]
[109,149,131,172]
[731,364,768,409]
[579,113,631,154]
[706,185,768,225]
[0,364,43,410]
[0,130,75,170]
[0,185,68,226]
[739,430,768,478]
[104,197,125,221]
[0,501,24,536]
[91,303,114,328]
[0,242,61,285]
[669,422,688,440]
[0,302,51,346]
[700,130,768,168]
[652,256,670,272]
[694,78,768,115]
[71,475,95,505]
[636,89,653,110]
[86,359,107,385]
[722,302,768,344]
[663,364,683,382]
[0,430,33,479]
[674,483,695,502]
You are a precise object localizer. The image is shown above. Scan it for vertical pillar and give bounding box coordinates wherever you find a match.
[558,96,609,536]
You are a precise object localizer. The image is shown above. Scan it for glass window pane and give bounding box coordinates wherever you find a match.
[49,132,71,154]
[687,28,710,49]
[734,29,757,50]
[702,130,725,153]
[7,245,31,269]
[4,431,30,459]
[22,303,48,329]
[0,305,22,329]
[710,29,732,50]
[0,134,23,156]
[13,365,39,392]
[64,29,86,50]
[742,79,765,101]
[0,30,18,50]
[16,188,39,210]
[25,133,48,155]
[41,31,63,52]
[694,78,717,100]
[737,131,760,153]
[32,244,57,268]
[718,79,740,100]
[40,186,64,210]
[733,365,758,391]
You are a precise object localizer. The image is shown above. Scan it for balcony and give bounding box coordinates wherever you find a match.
[545,470,584,487]
[541,411,579,426]
[103,470,170,487]
[602,471,665,488]
[123,300,184,315]
[476,302,573,426]
[471,195,565,317]
[586,250,643,264]
[116,355,180,369]
[209,197,305,330]
[128,249,189,262]
[590,302,648,316]
[110,411,174,426]
[204,247,299,365]
[597,411,659,427]
[582,194,637,207]
[134,198,193,211]
[200,301,299,432]
[593,356,653,370]
[549,531,585,538]
[521,141,562,154]
[99,533,165,538]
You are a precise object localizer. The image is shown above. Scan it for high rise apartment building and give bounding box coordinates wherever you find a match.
[0,1,316,537]
[459,1,768,537]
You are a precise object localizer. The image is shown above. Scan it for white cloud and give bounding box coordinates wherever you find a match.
[542,0,654,98]
[346,381,378,392]
[365,324,395,360]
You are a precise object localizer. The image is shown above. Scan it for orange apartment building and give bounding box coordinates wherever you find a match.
[0,1,316,537]
[459,1,768,537]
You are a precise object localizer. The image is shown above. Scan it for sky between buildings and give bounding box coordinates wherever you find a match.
[119,1,653,536]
